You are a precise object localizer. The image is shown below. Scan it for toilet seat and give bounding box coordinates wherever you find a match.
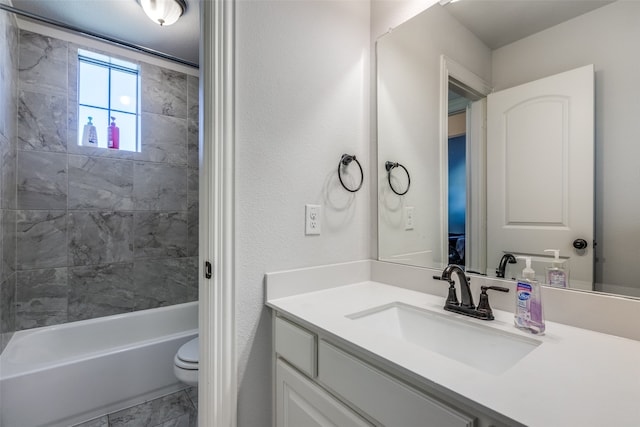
[174,337,199,369]
[174,337,199,386]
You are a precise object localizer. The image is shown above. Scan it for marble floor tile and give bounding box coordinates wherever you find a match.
[18,30,67,96]
[185,386,198,410]
[17,150,67,209]
[67,263,134,321]
[17,90,67,152]
[16,210,67,269]
[68,155,134,210]
[108,390,195,427]
[133,162,187,211]
[141,63,187,119]
[134,211,187,259]
[68,211,134,266]
[16,267,68,330]
[136,113,187,165]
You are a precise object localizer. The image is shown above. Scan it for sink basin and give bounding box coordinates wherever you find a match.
[347,302,540,375]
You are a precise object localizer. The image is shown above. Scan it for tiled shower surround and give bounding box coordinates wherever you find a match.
[0,3,19,353]
[1,27,199,342]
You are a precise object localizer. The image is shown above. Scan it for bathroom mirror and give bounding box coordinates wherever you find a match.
[377,0,640,298]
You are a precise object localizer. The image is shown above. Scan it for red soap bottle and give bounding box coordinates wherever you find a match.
[108,116,120,149]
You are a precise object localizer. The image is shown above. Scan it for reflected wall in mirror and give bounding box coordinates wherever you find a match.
[377,0,640,298]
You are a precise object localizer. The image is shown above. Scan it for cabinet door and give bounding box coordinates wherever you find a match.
[276,359,372,427]
[318,340,476,427]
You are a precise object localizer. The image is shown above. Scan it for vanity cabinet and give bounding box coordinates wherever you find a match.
[273,314,508,427]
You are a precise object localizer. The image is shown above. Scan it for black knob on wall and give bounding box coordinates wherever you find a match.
[573,239,588,250]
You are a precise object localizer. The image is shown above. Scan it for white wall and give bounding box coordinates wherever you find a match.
[235,0,371,424]
[491,1,640,293]
[375,3,491,267]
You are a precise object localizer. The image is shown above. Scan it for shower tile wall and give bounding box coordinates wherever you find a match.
[5,29,199,332]
[0,4,19,353]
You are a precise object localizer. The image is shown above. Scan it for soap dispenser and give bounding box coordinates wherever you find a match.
[544,249,568,288]
[514,256,545,334]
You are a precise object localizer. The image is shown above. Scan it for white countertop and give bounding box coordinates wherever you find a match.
[267,280,640,427]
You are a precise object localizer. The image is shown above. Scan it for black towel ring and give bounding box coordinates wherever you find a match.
[385,161,410,196]
[338,154,364,193]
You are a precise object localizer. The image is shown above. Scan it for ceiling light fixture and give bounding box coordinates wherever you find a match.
[139,0,187,26]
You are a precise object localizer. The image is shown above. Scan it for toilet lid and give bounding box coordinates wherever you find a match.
[177,337,199,363]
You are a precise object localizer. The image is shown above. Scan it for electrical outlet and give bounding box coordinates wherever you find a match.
[405,206,414,230]
[305,204,321,235]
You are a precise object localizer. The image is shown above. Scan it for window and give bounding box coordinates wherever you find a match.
[77,49,140,152]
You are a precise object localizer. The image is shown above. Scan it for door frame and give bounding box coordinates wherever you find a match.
[199,0,237,426]
[439,55,492,270]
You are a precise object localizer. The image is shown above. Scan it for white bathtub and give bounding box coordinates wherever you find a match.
[0,302,198,427]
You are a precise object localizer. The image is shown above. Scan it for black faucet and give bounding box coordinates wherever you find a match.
[440,265,475,309]
[435,264,509,320]
[496,253,517,278]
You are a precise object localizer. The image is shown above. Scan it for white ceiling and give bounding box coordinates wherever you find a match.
[11,0,200,66]
[444,0,615,50]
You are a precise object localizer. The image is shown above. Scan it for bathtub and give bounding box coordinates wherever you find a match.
[0,302,198,427]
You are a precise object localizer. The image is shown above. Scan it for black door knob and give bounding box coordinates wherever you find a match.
[573,239,588,250]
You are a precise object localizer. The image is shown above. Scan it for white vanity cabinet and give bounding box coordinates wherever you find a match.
[273,314,507,427]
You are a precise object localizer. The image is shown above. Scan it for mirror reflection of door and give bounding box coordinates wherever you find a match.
[487,65,595,290]
[447,78,485,273]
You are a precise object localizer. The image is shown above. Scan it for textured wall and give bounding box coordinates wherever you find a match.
[235,1,371,425]
[0,5,19,354]
[3,29,199,332]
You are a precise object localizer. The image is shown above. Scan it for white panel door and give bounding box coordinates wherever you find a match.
[487,65,594,290]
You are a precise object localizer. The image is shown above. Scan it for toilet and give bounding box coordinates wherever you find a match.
[174,337,199,386]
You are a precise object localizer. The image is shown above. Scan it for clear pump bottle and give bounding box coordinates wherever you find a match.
[544,249,568,288]
[514,256,545,334]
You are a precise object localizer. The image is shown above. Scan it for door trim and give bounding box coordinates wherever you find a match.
[200,0,237,426]
[440,55,491,270]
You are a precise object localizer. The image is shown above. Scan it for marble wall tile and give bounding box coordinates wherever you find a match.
[187,75,199,169]
[2,209,16,283]
[141,63,187,119]
[68,211,134,266]
[134,257,192,310]
[72,415,108,427]
[0,273,16,353]
[136,113,187,165]
[18,30,67,96]
[16,210,67,269]
[67,263,134,321]
[187,167,198,195]
[134,211,187,259]
[18,90,67,152]
[68,155,134,210]
[108,389,196,427]
[16,267,68,330]
[1,134,17,209]
[17,150,67,209]
[185,257,198,302]
[133,162,187,211]
[187,196,198,258]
